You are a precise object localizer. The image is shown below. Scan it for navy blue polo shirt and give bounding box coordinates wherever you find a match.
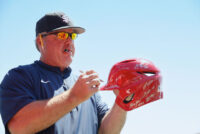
[0,61,109,134]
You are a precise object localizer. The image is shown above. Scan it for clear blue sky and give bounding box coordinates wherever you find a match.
[0,0,200,134]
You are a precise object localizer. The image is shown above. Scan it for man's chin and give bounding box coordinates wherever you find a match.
[63,60,72,68]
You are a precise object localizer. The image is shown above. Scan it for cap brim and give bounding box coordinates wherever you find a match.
[52,26,85,34]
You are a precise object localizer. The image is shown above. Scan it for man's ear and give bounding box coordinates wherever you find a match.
[36,34,44,51]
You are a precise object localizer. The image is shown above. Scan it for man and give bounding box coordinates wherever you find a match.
[0,12,127,134]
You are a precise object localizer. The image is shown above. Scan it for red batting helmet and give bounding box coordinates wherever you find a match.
[100,58,163,111]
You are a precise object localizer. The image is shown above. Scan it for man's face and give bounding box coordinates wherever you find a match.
[38,29,75,71]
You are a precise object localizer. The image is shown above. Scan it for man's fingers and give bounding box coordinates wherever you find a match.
[89,79,101,87]
[79,70,103,91]
[85,73,99,82]
[80,70,104,82]
[85,70,96,75]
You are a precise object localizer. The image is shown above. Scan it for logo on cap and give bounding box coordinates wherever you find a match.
[61,15,70,24]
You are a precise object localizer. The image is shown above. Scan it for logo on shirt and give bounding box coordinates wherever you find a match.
[41,79,50,84]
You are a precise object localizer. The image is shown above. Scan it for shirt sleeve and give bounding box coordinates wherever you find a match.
[94,93,109,128]
[0,67,36,127]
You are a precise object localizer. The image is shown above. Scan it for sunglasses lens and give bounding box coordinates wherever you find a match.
[56,32,77,40]
[57,32,68,40]
[71,33,77,40]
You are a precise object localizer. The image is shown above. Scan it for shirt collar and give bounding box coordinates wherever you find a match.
[34,60,72,78]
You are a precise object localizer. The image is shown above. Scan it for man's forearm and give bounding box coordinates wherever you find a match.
[7,70,101,134]
[8,90,81,134]
[99,103,127,134]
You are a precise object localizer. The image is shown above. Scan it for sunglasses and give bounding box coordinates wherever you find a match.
[42,32,78,40]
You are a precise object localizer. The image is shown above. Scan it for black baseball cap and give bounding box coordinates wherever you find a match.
[36,12,85,36]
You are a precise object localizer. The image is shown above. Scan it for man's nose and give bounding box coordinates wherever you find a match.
[64,36,73,43]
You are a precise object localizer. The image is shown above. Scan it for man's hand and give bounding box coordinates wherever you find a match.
[70,70,101,102]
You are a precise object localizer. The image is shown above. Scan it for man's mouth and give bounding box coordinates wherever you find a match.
[64,49,71,52]
[64,48,73,55]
